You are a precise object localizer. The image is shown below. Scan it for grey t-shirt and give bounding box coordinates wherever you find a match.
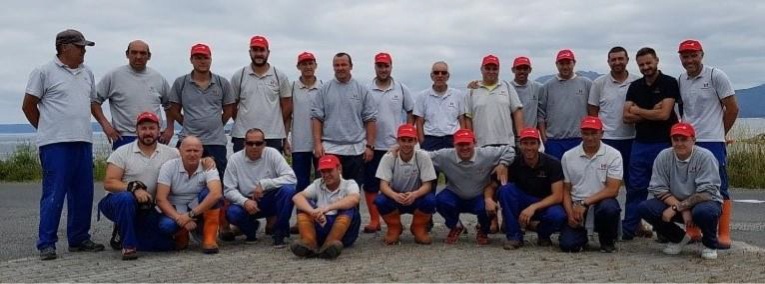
[369,79,414,150]
[105,141,179,196]
[375,150,437,193]
[429,146,515,199]
[587,73,640,140]
[311,78,377,145]
[230,65,292,139]
[648,146,722,203]
[169,72,236,146]
[467,81,524,146]
[539,75,592,139]
[511,80,543,129]
[290,79,322,153]
[158,158,220,212]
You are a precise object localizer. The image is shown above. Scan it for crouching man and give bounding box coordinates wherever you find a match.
[639,122,723,260]
[290,155,362,259]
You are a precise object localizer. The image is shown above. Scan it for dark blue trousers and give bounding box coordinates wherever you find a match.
[559,198,621,252]
[544,138,582,160]
[638,198,721,249]
[375,191,437,214]
[98,192,174,251]
[436,189,490,234]
[112,136,137,150]
[602,138,633,189]
[299,201,361,247]
[225,185,296,240]
[157,188,221,235]
[421,135,453,182]
[623,141,669,239]
[292,152,317,192]
[363,150,388,193]
[696,142,729,199]
[497,183,566,241]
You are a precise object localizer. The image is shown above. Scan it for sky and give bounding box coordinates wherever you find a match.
[1,0,764,124]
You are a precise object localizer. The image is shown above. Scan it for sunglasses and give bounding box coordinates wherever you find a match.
[245,141,266,147]
[432,71,448,75]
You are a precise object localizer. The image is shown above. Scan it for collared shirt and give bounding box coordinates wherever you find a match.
[375,149,437,193]
[625,72,680,143]
[648,146,722,203]
[311,78,377,155]
[25,56,95,147]
[105,141,179,196]
[302,178,360,215]
[290,79,322,152]
[508,153,564,198]
[93,65,171,135]
[429,146,515,199]
[223,148,297,206]
[158,158,220,211]
[169,72,236,146]
[369,78,414,150]
[588,73,640,140]
[230,65,292,139]
[678,66,736,142]
[539,75,592,139]
[561,142,623,201]
[511,80,543,128]
[413,87,466,137]
[467,81,524,146]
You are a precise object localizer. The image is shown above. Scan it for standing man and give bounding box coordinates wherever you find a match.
[223,128,297,247]
[168,43,236,177]
[311,52,377,187]
[230,35,292,153]
[465,55,524,147]
[539,49,593,159]
[91,40,174,150]
[510,57,543,129]
[559,116,622,253]
[677,39,739,249]
[291,52,322,192]
[22,29,105,260]
[622,47,680,240]
[363,52,415,233]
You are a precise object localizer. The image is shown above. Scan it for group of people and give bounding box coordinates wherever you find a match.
[23,29,737,262]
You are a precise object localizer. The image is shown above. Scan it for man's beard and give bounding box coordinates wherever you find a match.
[139,135,157,146]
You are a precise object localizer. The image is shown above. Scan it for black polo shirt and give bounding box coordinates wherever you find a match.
[625,71,680,143]
[508,153,563,198]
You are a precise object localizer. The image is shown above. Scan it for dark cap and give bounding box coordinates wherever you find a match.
[55,29,95,47]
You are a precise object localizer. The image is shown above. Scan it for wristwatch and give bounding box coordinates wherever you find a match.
[366,144,375,151]
[188,210,197,218]
[671,205,679,212]
[575,200,588,207]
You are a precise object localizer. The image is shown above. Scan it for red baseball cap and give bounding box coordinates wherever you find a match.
[580,116,603,130]
[297,51,316,63]
[136,112,160,125]
[671,122,696,137]
[519,128,540,141]
[513,56,531,68]
[556,49,575,62]
[482,55,500,67]
[397,124,417,139]
[678,39,703,53]
[190,43,211,57]
[317,155,341,171]
[375,52,392,64]
[250,36,269,49]
[453,129,476,144]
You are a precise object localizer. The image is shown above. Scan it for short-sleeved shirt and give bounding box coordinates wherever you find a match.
[413,87,466,137]
[169,72,236,146]
[369,78,414,150]
[467,81,524,146]
[588,73,640,140]
[539,75,592,139]
[25,57,95,147]
[625,72,680,143]
[230,65,292,139]
[561,142,623,201]
[93,65,171,135]
[311,78,378,155]
[158,158,220,211]
[511,80,543,128]
[678,66,736,142]
[106,141,180,196]
[508,153,564,199]
[302,178,360,215]
[290,79,322,153]
[429,146,515,199]
[375,150,437,193]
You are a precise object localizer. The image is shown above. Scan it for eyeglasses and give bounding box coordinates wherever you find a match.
[432,71,448,75]
[245,141,266,147]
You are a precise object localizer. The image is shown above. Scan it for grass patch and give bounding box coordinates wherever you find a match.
[728,124,765,189]
[0,142,109,182]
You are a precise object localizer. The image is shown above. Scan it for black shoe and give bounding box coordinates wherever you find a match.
[68,240,105,252]
[655,233,669,243]
[273,237,287,249]
[219,231,236,242]
[290,241,317,258]
[39,247,57,261]
[109,225,122,250]
[537,237,553,247]
[318,241,343,259]
[600,242,616,253]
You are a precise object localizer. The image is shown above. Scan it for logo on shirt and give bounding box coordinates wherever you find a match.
[536,171,547,178]
[689,166,700,173]
[702,82,711,89]
[577,89,585,96]
[268,80,278,88]
[600,164,608,171]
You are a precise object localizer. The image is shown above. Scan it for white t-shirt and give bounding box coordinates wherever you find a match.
[106,141,179,196]
[561,142,623,201]
[158,158,220,212]
[302,178,360,215]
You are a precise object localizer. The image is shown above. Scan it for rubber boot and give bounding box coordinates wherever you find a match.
[411,210,432,245]
[174,229,189,250]
[202,208,221,254]
[290,213,318,258]
[319,215,351,259]
[718,200,732,249]
[686,225,702,242]
[363,192,381,233]
[381,210,402,245]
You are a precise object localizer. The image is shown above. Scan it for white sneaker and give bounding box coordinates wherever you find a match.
[701,248,718,260]
[663,234,691,255]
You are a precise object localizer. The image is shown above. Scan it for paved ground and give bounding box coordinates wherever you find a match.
[1,183,764,282]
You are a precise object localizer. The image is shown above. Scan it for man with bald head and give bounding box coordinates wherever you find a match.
[92,40,175,149]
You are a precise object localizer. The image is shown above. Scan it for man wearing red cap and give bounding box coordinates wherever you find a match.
[559,116,622,253]
[374,124,437,245]
[465,55,524,147]
[539,49,593,160]
[230,35,292,153]
[676,39,739,249]
[496,128,566,249]
[363,52,415,233]
[290,155,362,259]
[639,122,723,260]
[290,52,322,193]
[511,56,543,129]
[23,29,104,260]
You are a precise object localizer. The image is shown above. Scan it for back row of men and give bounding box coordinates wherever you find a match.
[23,29,737,261]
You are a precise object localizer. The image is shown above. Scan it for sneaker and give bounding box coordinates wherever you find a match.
[245,236,259,244]
[68,240,105,252]
[537,237,553,247]
[39,247,57,261]
[445,225,465,244]
[476,230,491,245]
[121,247,138,261]
[600,241,616,253]
[272,237,287,249]
[503,239,523,250]
[663,235,691,255]
[701,248,718,260]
